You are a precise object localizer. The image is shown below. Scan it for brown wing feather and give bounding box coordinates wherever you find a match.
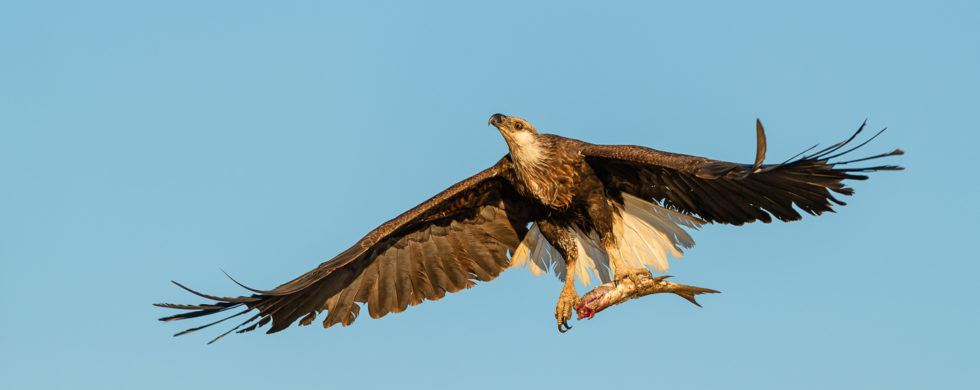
[155,157,539,341]
[581,120,903,225]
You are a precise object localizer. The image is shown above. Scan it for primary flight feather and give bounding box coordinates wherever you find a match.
[156,114,902,341]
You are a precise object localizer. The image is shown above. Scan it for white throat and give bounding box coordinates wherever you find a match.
[508,131,545,166]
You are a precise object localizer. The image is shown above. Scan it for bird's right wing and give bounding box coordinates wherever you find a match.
[155,157,540,342]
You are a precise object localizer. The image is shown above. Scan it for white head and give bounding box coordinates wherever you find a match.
[488,113,544,165]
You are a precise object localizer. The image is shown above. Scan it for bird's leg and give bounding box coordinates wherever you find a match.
[606,243,652,287]
[555,260,578,333]
[605,211,653,286]
[536,221,579,333]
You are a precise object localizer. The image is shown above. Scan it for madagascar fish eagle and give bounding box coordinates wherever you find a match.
[156,114,902,341]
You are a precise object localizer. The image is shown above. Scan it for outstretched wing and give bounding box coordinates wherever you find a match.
[155,157,538,342]
[581,120,903,225]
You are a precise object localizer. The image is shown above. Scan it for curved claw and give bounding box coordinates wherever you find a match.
[557,320,573,333]
[555,282,579,333]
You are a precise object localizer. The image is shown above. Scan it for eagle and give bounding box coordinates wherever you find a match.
[156,114,902,342]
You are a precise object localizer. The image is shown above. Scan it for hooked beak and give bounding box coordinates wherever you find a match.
[488,113,506,127]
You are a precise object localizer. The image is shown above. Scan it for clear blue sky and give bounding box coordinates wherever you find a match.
[2,1,977,389]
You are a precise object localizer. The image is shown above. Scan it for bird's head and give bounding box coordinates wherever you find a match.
[488,114,542,163]
[488,113,538,136]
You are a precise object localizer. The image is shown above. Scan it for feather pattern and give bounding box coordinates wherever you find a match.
[569,227,612,286]
[581,121,903,225]
[511,194,703,285]
[156,117,900,341]
[613,194,705,272]
[156,158,537,338]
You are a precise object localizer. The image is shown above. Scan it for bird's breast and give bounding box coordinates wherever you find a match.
[512,155,591,210]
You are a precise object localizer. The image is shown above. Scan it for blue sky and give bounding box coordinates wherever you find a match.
[1,1,977,389]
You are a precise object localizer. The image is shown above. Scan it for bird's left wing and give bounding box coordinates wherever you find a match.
[155,157,538,342]
[579,120,903,225]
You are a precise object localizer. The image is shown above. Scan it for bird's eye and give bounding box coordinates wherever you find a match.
[514,122,524,130]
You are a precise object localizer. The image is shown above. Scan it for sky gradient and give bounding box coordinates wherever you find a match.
[2,1,977,389]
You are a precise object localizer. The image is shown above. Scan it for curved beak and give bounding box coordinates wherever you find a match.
[488,113,507,127]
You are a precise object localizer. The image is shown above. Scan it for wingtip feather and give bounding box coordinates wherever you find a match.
[220,269,272,294]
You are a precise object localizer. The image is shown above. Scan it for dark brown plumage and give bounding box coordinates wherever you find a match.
[582,120,902,225]
[156,114,902,342]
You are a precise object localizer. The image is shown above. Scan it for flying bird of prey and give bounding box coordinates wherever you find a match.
[156,114,902,341]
